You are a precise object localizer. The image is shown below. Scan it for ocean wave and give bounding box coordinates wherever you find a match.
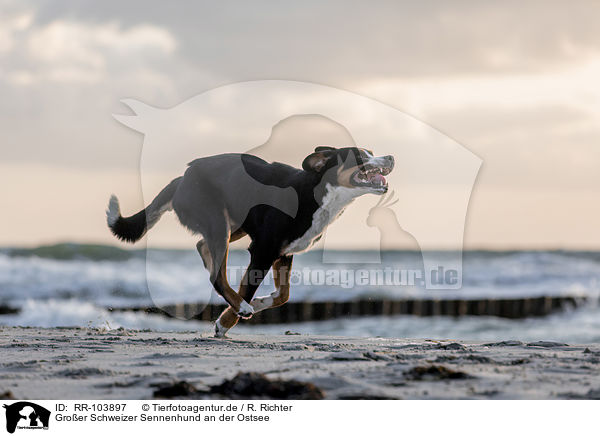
[3,298,600,343]
[1,245,598,312]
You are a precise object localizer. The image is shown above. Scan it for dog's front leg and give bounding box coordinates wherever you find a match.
[214,307,239,338]
[250,255,293,312]
[214,251,277,337]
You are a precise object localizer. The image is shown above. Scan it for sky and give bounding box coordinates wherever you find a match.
[1,0,599,249]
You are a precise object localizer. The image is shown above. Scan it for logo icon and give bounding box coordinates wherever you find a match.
[3,402,50,434]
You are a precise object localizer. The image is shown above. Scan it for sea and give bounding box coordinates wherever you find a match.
[1,244,599,343]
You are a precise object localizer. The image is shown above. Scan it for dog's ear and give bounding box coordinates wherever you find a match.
[314,146,336,152]
[302,149,335,172]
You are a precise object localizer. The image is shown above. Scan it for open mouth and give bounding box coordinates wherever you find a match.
[351,165,392,192]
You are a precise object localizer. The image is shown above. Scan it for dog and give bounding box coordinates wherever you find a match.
[106,146,394,337]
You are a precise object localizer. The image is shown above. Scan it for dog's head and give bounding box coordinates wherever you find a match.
[302,146,394,194]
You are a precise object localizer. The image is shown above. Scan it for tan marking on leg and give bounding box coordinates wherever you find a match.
[215,252,285,337]
[251,257,292,313]
[213,244,254,318]
[214,271,253,336]
[215,307,239,337]
[196,240,213,273]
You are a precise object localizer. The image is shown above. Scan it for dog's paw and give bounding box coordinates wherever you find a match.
[214,320,228,338]
[237,300,255,319]
[251,296,272,312]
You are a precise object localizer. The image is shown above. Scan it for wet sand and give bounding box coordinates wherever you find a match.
[1,327,599,399]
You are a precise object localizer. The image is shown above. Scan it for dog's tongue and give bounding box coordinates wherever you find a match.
[368,173,386,185]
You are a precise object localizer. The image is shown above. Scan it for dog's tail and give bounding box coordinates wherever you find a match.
[106,177,182,243]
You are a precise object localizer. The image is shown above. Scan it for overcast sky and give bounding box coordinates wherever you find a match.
[1,0,599,248]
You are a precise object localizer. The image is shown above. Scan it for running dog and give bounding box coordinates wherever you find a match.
[106,146,394,336]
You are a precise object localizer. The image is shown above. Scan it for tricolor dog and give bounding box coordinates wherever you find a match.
[106,146,394,337]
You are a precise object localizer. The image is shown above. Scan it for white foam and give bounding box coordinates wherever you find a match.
[0,299,213,332]
[3,298,600,343]
[106,195,121,227]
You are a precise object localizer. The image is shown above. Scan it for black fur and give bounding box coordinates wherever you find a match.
[107,147,393,322]
[174,149,372,258]
[109,147,387,262]
[109,210,147,243]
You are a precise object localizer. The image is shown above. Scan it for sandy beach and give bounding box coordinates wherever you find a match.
[1,327,599,400]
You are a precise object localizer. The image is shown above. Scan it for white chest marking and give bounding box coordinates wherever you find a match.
[283,184,361,255]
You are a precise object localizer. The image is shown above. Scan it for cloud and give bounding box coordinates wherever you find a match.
[0,11,33,53]
[27,20,176,62]
[3,17,177,85]
[9,0,600,84]
[355,57,600,190]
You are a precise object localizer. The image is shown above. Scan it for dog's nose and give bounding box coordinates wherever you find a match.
[385,155,395,168]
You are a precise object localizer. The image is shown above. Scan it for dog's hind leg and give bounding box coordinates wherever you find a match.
[214,248,280,337]
[196,227,254,319]
[197,229,246,272]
